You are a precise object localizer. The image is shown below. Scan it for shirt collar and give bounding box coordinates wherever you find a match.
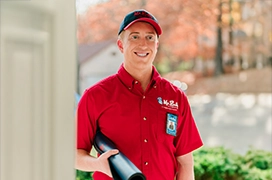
[117,64,161,90]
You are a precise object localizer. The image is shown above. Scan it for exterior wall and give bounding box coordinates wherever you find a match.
[79,43,123,93]
[0,1,76,180]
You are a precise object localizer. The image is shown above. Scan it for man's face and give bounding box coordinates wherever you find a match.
[117,22,159,70]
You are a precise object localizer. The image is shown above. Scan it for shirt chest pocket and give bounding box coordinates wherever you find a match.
[152,111,177,143]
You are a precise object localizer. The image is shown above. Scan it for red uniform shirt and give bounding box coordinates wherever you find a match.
[77,65,203,180]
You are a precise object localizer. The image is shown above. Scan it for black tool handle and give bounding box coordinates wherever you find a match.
[93,131,146,180]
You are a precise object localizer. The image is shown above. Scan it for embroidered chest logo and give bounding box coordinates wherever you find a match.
[157,97,179,110]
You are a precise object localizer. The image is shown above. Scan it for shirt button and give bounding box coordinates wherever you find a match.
[143,96,146,99]
[153,85,157,88]
[144,139,148,143]
[143,117,147,121]
[145,162,148,165]
[135,81,138,84]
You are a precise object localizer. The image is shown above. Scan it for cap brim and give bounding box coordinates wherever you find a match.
[123,18,162,36]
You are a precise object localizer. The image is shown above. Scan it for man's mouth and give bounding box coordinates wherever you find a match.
[135,52,149,57]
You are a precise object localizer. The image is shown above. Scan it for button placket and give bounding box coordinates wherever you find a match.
[141,92,150,172]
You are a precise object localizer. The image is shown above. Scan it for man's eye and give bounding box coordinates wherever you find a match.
[132,35,138,39]
[147,36,155,41]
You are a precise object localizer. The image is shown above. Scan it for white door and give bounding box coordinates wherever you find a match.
[0,1,77,180]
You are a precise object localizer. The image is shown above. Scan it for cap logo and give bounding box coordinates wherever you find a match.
[118,9,162,36]
[134,11,153,19]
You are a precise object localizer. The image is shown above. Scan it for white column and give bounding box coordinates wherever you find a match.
[0,1,77,180]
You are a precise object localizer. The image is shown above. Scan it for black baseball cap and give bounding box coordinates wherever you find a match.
[118,9,162,36]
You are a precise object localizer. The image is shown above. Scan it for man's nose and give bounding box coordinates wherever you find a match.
[138,38,148,48]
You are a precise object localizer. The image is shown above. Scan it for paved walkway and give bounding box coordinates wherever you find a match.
[188,93,272,154]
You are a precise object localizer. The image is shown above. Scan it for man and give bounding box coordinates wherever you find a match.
[76,9,203,180]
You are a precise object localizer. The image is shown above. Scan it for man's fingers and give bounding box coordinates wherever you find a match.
[101,149,119,159]
[97,149,119,177]
[106,149,119,157]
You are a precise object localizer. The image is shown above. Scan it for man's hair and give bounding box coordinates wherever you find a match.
[117,30,159,41]
[118,31,125,40]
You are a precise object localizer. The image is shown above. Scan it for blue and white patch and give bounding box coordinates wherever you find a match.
[157,97,163,105]
[166,113,178,136]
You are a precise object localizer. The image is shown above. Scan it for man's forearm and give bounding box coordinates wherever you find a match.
[75,149,99,172]
[176,164,195,180]
[75,148,119,177]
[176,152,195,180]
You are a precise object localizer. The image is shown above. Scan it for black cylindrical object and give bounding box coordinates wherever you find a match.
[93,131,146,180]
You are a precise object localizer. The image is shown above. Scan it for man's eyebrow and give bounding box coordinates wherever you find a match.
[147,32,156,35]
[129,32,156,35]
[129,32,140,35]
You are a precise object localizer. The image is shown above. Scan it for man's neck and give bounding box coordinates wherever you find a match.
[124,64,153,91]
[136,72,152,91]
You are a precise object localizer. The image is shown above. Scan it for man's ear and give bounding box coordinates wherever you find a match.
[117,39,124,53]
[156,41,159,49]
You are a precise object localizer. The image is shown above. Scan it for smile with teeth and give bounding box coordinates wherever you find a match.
[135,52,149,57]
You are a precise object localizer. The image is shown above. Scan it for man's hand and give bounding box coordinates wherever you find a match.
[96,149,119,177]
[75,149,119,177]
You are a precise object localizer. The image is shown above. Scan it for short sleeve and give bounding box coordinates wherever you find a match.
[174,93,203,156]
[76,90,97,152]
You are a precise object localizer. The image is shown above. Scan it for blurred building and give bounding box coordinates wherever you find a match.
[78,39,123,94]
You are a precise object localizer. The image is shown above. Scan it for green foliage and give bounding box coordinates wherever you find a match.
[76,170,93,180]
[194,146,240,180]
[176,61,194,71]
[243,148,272,170]
[238,148,272,180]
[155,60,171,74]
[75,147,272,180]
[194,146,272,180]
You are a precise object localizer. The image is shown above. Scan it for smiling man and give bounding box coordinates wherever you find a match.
[117,21,158,91]
[76,9,203,180]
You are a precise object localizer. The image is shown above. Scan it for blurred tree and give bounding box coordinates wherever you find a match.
[214,0,224,76]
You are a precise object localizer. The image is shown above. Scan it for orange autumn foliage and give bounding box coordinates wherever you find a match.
[77,0,219,62]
